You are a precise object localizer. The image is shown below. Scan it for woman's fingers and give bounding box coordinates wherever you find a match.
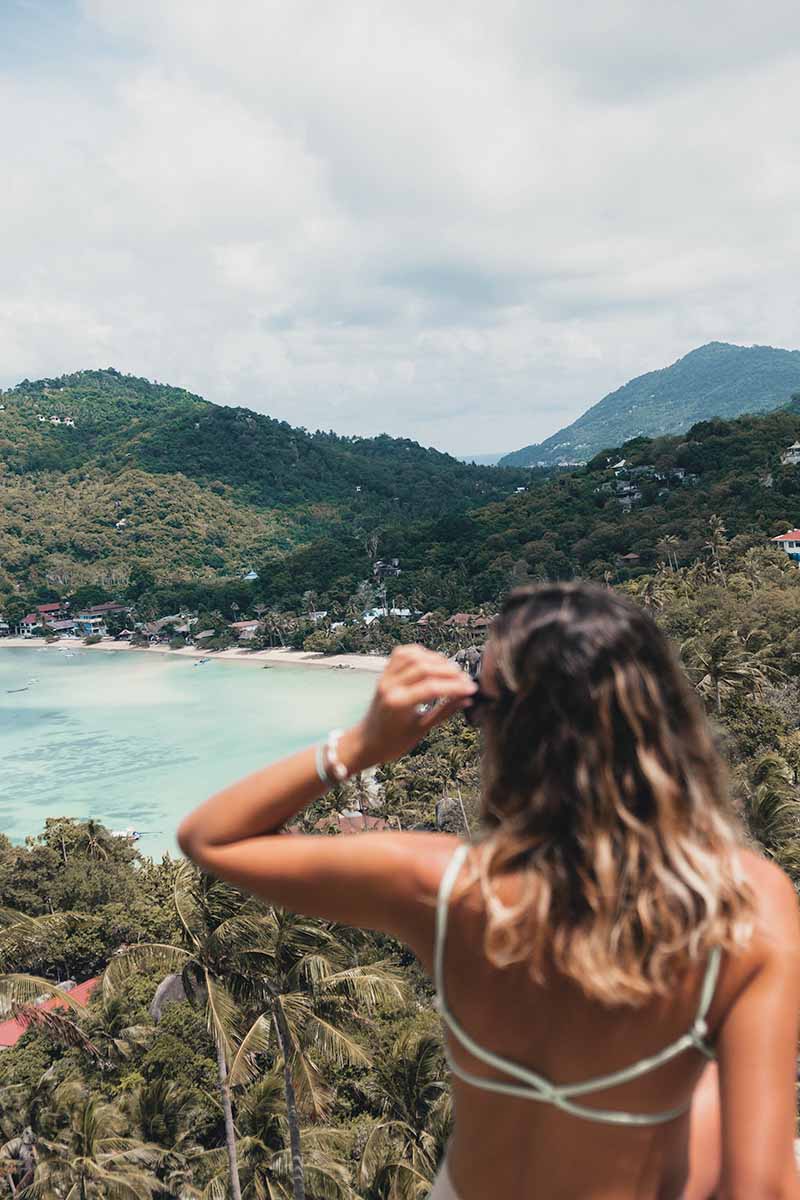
[417,696,470,732]
[397,677,476,710]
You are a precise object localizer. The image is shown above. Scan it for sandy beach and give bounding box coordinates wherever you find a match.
[0,636,388,674]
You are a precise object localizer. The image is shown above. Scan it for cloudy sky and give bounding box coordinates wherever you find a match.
[1,0,798,455]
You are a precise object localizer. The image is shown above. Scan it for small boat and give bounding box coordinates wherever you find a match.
[7,686,29,693]
[193,657,210,667]
[111,827,141,842]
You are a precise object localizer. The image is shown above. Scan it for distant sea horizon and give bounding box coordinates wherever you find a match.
[1,646,374,860]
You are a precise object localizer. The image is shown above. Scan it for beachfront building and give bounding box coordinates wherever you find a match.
[75,614,108,637]
[48,619,78,636]
[230,618,261,641]
[363,606,411,625]
[771,530,800,563]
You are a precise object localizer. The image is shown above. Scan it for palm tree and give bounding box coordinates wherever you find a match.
[103,866,406,1200]
[227,908,407,1200]
[357,1031,451,1196]
[0,907,72,973]
[744,753,800,862]
[20,1080,161,1198]
[190,1077,354,1199]
[103,867,261,1200]
[681,628,775,714]
[705,514,729,581]
[656,534,680,572]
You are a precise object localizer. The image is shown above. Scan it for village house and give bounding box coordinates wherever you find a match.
[444,613,495,632]
[771,530,800,563]
[781,442,800,466]
[75,613,108,637]
[229,618,261,641]
[363,606,412,625]
[0,978,100,1050]
[242,569,259,581]
[48,619,78,636]
[372,558,401,579]
[314,811,388,836]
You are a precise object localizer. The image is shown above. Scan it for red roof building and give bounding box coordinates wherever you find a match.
[314,813,387,836]
[771,532,800,563]
[36,602,63,614]
[0,977,100,1049]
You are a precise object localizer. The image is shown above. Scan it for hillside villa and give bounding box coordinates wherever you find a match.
[771,530,800,562]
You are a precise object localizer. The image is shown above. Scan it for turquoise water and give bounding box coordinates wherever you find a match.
[0,647,375,860]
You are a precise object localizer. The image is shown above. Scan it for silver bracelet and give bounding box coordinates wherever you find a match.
[314,728,350,788]
[325,728,349,783]
[315,740,329,785]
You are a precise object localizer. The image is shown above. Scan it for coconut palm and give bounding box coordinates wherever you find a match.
[656,534,680,572]
[357,1030,451,1193]
[0,908,73,974]
[189,1078,354,1200]
[103,865,406,1200]
[19,1079,161,1198]
[103,867,263,1200]
[681,628,776,715]
[705,514,729,581]
[744,753,800,862]
[226,908,407,1200]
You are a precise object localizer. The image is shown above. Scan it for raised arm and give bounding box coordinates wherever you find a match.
[176,646,476,944]
[715,861,800,1200]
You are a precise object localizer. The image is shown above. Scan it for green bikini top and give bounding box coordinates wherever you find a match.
[434,843,721,1127]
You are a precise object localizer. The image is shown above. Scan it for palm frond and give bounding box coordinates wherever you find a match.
[203,970,241,1065]
[102,944,191,1003]
[301,1014,372,1068]
[318,964,408,1010]
[9,1003,103,1057]
[0,974,85,1017]
[229,1013,273,1087]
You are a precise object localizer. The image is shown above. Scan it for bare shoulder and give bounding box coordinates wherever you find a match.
[382,831,465,898]
[736,847,800,962]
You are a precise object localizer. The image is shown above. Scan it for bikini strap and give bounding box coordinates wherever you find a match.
[690,945,722,1050]
[434,843,471,997]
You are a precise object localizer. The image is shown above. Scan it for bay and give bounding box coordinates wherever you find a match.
[0,647,375,860]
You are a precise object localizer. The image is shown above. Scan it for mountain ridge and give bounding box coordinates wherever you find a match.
[500,342,800,467]
[0,368,527,596]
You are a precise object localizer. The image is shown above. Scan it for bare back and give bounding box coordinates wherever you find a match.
[410,842,800,1200]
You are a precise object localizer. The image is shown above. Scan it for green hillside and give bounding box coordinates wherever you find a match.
[0,369,527,597]
[376,401,800,608]
[500,342,800,467]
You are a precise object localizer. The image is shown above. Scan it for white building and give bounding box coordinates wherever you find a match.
[771,530,800,563]
[781,442,800,466]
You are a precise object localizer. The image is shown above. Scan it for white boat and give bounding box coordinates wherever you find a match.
[111,826,141,841]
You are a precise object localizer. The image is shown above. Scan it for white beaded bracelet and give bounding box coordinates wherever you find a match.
[315,740,329,784]
[315,728,350,788]
[325,728,349,783]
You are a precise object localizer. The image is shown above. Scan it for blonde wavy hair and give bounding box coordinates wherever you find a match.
[475,583,753,1006]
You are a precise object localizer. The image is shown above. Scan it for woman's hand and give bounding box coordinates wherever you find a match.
[344,644,477,770]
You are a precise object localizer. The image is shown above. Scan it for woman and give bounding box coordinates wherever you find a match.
[178,584,800,1198]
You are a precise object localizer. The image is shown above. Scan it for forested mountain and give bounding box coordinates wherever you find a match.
[0,369,527,597]
[383,400,800,606]
[501,342,800,467]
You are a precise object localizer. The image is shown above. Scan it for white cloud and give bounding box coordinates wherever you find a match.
[0,0,798,453]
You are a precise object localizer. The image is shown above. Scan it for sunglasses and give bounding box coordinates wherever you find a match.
[463,682,501,727]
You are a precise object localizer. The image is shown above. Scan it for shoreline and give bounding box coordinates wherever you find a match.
[0,637,388,675]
